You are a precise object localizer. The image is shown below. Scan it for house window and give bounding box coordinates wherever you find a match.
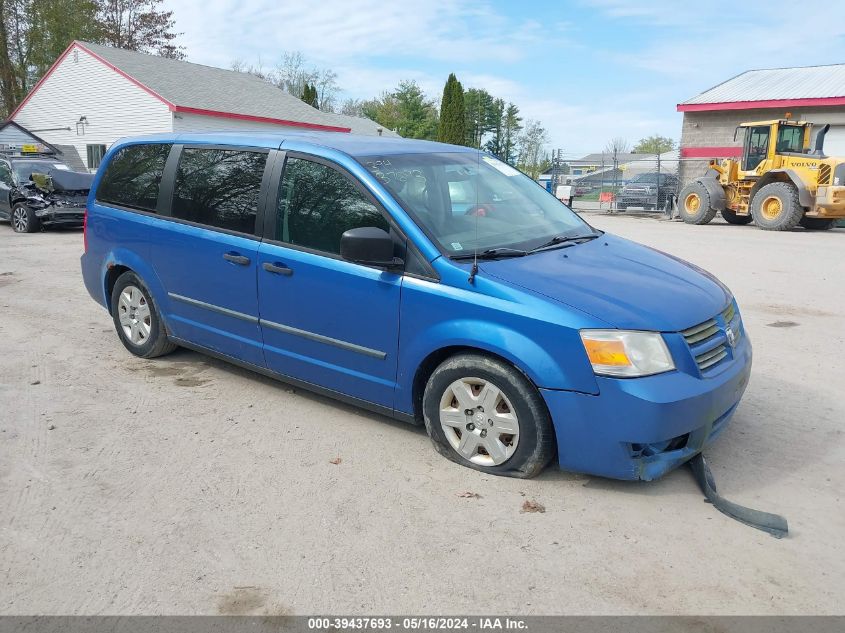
[87,144,107,169]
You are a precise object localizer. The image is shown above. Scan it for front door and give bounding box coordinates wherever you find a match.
[150,145,271,366]
[742,125,770,172]
[256,154,402,408]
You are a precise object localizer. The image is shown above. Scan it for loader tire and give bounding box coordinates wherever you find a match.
[751,182,804,231]
[721,208,753,225]
[678,181,718,225]
[799,216,835,231]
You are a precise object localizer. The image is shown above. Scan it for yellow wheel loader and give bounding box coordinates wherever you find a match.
[678,120,845,230]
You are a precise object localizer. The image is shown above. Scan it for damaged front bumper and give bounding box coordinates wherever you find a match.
[541,335,752,481]
[34,204,85,227]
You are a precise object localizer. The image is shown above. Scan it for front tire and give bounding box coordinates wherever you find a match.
[11,204,39,233]
[110,271,177,358]
[799,216,835,230]
[422,353,555,478]
[721,208,753,225]
[750,182,804,230]
[678,181,718,225]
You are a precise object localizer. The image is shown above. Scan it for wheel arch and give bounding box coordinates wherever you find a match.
[749,170,812,208]
[99,249,167,318]
[694,175,727,211]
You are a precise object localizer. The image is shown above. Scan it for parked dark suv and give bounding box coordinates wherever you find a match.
[0,155,92,232]
[618,172,678,211]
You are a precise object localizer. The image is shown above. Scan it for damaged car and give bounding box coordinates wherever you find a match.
[0,157,93,233]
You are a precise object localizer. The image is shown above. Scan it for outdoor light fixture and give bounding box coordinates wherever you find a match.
[76,116,89,135]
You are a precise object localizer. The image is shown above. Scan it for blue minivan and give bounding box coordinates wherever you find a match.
[81,132,752,481]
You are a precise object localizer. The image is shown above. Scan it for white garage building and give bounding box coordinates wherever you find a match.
[677,63,845,185]
[9,41,395,172]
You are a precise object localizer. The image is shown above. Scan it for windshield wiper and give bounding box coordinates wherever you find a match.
[451,247,528,261]
[529,233,600,253]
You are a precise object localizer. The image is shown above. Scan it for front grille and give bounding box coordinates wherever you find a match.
[818,164,831,185]
[681,319,718,345]
[681,302,742,374]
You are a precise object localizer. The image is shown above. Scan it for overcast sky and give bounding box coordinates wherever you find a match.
[162,0,845,156]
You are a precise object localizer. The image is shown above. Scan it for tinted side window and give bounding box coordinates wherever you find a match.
[277,157,388,254]
[97,143,171,212]
[171,148,267,234]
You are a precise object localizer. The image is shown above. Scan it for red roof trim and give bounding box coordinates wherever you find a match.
[10,41,352,134]
[677,96,845,112]
[680,146,742,158]
[172,106,351,132]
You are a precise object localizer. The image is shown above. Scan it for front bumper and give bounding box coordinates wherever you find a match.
[541,336,752,481]
[34,205,85,227]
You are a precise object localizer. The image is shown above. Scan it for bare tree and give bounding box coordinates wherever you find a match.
[97,0,185,59]
[604,136,629,155]
[339,98,365,117]
[517,119,550,179]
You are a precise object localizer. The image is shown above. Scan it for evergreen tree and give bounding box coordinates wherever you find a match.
[301,82,318,108]
[502,103,522,165]
[437,73,465,145]
[484,98,505,157]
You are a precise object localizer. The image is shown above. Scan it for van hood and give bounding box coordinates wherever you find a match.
[479,234,731,331]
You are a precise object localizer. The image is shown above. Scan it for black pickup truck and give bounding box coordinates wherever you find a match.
[1,156,93,233]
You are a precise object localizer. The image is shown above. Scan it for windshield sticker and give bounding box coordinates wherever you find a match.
[482,155,520,177]
[450,242,463,250]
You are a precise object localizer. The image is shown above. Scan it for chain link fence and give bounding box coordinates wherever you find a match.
[547,152,686,215]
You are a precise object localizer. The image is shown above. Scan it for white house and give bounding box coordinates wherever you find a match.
[9,41,397,172]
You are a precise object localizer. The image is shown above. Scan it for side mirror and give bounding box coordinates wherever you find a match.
[340,226,402,268]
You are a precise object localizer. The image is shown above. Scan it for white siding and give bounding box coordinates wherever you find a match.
[12,44,172,171]
[0,125,44,145]
[823,126,845,156]
[172,111,314,135]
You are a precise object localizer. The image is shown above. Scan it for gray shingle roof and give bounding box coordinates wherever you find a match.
[327,112,400,137]
[78,41,353,131]
[682,63,845,105]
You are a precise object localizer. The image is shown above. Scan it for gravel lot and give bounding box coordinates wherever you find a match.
[1,215,843,615]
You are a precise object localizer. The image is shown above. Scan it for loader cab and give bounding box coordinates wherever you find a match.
[737,120,813,172]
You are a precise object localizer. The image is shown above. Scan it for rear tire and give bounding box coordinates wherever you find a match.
[750,182,804,231]
[422,353,555,479]
[721,208,753,225]
[678,181,718,225]
[799,216,835,230]
[11,204,39,233]
[110,271,177,358]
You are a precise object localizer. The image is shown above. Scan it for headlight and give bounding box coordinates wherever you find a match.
[580,330,674,377]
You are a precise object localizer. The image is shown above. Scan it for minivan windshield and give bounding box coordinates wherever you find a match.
[359,152,594,256]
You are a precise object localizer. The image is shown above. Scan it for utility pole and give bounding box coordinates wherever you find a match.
[612,147,618,212]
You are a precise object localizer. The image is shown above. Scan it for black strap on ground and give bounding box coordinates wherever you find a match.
[689,453,789,539]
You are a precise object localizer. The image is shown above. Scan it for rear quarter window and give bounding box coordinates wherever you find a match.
[96,143,171,212]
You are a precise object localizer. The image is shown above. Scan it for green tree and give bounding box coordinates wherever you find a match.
[633,134,675,154]
[484,98,505,156]
[437,73,465,145]
[393,80,438,139]
[361,91,400,133]
[463,88,495,148]
[502,103,522,165]
[29,0,100,76]
[301,82,318,108]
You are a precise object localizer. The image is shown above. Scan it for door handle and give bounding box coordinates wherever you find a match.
[263,262,293,276]
[223,252,250,266]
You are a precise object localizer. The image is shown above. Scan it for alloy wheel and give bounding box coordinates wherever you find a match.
[12,208,28,232]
